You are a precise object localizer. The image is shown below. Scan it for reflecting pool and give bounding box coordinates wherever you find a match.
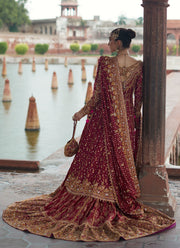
[0,63,95,161]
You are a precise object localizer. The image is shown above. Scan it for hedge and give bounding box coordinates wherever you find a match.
[81,44,91,53]
[15,43,29,55]
[70,43,80,53]
[35,44,49,54]
[131,44,141,53]
[0,42,8,54]
[91,44,98,52]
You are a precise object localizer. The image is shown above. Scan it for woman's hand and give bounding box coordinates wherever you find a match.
[72,111,84,121]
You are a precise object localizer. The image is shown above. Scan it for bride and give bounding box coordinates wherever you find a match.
[2,28,175,241]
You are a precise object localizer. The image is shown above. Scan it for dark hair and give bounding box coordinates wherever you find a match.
[111,28,136,48]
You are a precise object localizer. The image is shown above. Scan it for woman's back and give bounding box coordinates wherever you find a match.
[117,54,138,68]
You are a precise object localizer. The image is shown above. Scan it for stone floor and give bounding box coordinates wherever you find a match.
[0,155,180,248]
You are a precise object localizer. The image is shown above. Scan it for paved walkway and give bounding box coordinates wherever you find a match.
[0,72,180,248]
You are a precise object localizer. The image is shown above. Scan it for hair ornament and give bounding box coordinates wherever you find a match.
[110,29,120,40]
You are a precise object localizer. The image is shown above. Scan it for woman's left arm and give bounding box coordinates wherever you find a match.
[73,58,102,121]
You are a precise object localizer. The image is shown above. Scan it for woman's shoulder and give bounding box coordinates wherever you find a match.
[127,56,143,67]
[128,58,143,73]
[135,59,143,67]
[98,55,111,62]
[135,59,143,71]
[136,59,143,71]
[99,55,142,64]
[98,56,143,71]
[98,55,116,66]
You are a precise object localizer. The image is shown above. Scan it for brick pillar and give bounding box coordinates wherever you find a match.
[139,0,176,216]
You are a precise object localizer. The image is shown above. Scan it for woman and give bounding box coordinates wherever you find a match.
[2,28,175,241]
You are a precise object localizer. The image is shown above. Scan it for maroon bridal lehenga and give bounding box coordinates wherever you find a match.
[2,56,175,241]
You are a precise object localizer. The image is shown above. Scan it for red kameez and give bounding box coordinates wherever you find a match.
[2,56,175,241]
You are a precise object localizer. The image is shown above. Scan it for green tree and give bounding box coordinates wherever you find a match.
[131,44,141,54]
[35,44,49,54]
[117,15,127,25]
[81,44,91,53]
[70,43,80,53]
[15,43,28,55]
[91,44,98,52]
[136,17,143,26]
[99,48,104,56]
[0,0,30,32]
[0,42,8,54]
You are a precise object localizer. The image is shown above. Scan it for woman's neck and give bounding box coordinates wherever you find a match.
[117,49,129,56]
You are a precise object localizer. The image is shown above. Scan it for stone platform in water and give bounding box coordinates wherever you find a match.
[0,159,39,171]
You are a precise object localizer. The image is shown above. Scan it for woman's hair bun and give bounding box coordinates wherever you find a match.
[127,29,136,39]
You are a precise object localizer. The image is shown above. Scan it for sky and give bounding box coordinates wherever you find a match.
[27,0,180,21]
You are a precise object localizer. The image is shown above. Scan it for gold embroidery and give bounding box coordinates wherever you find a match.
[103,56,141,196]
[2,189,175,241]
[65,174,115,202]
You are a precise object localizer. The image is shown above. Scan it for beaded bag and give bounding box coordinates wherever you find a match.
[64,121,79,157]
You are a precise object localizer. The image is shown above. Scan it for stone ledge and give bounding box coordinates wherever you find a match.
[0,159,40,171]
[166,163,180,177]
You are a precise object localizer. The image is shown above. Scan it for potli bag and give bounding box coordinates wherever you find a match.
[64,120,79,157]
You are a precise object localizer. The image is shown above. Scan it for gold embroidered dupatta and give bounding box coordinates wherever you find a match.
[98,56,142,215]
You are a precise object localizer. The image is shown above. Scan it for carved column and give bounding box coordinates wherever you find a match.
[139,0,176,216]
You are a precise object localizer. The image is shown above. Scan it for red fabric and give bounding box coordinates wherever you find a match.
[98,56,142,214]
[62,56,142,215]
[2,56,175,241]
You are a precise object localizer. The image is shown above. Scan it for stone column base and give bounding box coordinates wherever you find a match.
[139,165,176,217]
